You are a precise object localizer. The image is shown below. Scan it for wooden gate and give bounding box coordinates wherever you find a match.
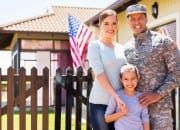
[0,67,49,130]
[55,66,93,130]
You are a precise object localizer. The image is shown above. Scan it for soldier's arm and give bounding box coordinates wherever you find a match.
[156,38,179,97]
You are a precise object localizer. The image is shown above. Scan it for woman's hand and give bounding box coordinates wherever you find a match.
[114,95,126,108]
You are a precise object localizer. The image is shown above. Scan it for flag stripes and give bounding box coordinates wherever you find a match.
[68,15,92,71]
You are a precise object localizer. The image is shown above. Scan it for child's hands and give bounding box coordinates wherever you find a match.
[120,105,128,116]
[114,94,128,116]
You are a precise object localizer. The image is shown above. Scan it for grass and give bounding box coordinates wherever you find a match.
[1,110,86,130]
[1,92,87,130]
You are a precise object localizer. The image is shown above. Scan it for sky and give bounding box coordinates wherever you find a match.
[0,0,117,25]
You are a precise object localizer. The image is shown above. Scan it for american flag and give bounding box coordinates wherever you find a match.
[68,15,92,71]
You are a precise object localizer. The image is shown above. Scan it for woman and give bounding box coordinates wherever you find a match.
[87,9,127,130]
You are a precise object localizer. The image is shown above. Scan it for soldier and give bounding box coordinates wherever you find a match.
[124,4,179,130]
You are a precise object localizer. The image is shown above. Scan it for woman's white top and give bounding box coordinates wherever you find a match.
[87,40,127,105]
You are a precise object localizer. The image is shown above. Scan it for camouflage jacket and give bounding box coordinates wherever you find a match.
[124,30,179,111]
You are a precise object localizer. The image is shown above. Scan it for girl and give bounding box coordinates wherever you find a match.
[105,64,150,130]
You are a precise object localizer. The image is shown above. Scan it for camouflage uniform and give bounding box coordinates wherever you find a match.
[124,30,179,130]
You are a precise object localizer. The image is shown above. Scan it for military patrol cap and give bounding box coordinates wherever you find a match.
[126,4,147,16]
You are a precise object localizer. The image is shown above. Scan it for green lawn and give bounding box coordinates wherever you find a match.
[1,110,86,130]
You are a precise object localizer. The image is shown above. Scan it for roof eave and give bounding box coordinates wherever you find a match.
[85,0,141,25]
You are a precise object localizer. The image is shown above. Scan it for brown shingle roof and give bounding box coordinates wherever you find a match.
[0,6,101,33]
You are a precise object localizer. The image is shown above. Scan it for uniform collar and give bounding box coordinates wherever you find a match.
[133,30,151,44]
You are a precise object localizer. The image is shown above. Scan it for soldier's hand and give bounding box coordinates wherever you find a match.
[138,92,163,107]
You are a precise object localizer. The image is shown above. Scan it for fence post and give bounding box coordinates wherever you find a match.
[86,68,93,130]
[76,67,83,130]
[42,67,49,130]
[0,68,1,130]
[175,87,179,130]
[19,67,26,130]
[31,67,38,130]
[65,67,74,130]
[7,67,14,130]
[55,67,62,130]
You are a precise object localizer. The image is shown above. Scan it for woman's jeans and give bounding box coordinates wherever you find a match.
[89,103,114,130]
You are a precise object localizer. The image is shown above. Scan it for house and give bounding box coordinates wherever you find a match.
[86,0,180,49]
[0,6,101,106]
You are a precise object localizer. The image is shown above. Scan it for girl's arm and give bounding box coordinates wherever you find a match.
[105,105,128,123]
[143,122,150,130]
[141,104,150,130]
